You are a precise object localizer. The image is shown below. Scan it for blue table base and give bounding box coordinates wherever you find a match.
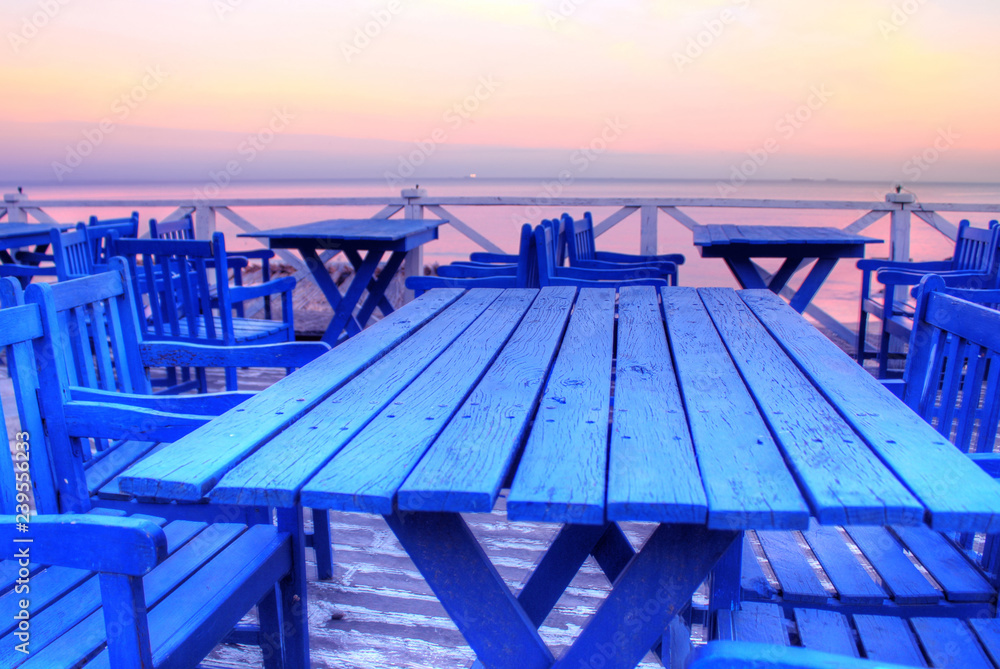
[385,510,739,669]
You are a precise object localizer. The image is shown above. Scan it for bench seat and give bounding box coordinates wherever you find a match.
[741,521,995,618]
[716,602,1000,668]
[1,515,290,668]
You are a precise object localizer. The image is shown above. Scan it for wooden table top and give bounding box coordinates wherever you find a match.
[118,286,1000,533]
[238,219,444,243]
[0,222,72,240]
[693,224,882,247]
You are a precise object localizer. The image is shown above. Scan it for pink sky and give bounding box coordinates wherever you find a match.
[2,0,999,183]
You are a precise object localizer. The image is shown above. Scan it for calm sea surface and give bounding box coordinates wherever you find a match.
[16,178,1000,325]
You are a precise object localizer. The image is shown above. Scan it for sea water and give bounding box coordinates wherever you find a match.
[12,178,1000,326]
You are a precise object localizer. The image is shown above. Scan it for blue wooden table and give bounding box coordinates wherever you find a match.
[241,218,444,344]
[0,222,73,263]
[693,225,882,312]
[117,286,1000,668]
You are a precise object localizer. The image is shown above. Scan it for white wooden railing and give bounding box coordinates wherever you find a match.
[5,188,1000,350]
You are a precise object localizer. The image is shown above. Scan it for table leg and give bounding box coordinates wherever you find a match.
[276,506,310,669]
[387,509,739,669]
[343,248,399,322]
[787,256,838,313]
[325,249,384,343]
[554,525,737,669]
[766,258,805,293]
[385,510,555,669]
[724,257,768,289]
[295,246,363,342]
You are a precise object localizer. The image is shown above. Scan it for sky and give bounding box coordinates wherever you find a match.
[1,0,999,184]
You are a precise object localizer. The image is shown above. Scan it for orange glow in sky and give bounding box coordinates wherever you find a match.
[2,0,999,182]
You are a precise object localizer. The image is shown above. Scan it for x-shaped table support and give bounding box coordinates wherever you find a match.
[723,256,838,313]
[296,244,405,345]
[386,510,738,669]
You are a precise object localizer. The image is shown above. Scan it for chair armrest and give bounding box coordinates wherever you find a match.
[857,258,953,272]
[69,386,254,416]
[547,275,669,288]
[880,378,905,399]
[13,251,55,264]
[437,264,517,278]
[593,251,686,266]
[0,514,166,576]
[0,264,55,277]
[572,258,678,275]
[228,276,296,302]
[140,340,330,369]
[231,249,275,261]
[689,641,912,669]
[468,252,518,263]
[969,453,1000,479]
[405,275,518,296]
[555,265,674,281]
[63,401,211,442]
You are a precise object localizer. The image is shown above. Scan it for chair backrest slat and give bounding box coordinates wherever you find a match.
[149,215,195,241]
[564,212,598,264]
[0,280,59,514]
[905,275,1000,452]
[112,233,235,346]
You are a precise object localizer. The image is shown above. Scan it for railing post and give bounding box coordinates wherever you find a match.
[640,204,657,255]
[402,188,427,303]
[886,191,915,303]
[194,205,216,240]
[3,192,26,223]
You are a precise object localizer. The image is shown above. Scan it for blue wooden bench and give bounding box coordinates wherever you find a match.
[857,219,1000,377]
[112,233,299,391]
[697,275,1000,668]
[0,287,307,668]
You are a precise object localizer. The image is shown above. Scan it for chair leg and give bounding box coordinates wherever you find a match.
[257,584,285,669]
[856,310,869,364]
[877,330,892,379]
[224,366,238,391]
[313,508,334,580]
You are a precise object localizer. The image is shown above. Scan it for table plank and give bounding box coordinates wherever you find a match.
[662,287,809,530]
[741,289,1000,533]
[507,288,616,524]
[607,286,707,523]
[117,289,465,501]
[700,288,923,526]
[239,219,442,242]
[209,289,506,507]
[300,289,538,514]
[397,286,576,513]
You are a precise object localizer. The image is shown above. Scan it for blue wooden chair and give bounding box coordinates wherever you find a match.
[87,211,140,265]
[0,223,99,286]
[857,219,1000,378]
[563,211,684,284]
[113,233,298,391]
[0,260,336,581]
[699,275,1000,668]
[407,223,673,295]
[0,282,307,668]
[151,214,276,318]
